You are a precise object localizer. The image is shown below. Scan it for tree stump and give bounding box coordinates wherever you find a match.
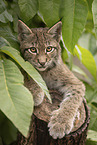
[16,90,90,145]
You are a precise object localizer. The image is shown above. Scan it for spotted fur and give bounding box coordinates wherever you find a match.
[18,20,85,139]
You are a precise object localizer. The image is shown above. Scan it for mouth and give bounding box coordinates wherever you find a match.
[36,67,47,71]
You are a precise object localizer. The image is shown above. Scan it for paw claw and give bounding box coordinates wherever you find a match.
[48,124,65,139]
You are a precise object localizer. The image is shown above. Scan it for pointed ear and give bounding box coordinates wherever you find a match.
[48,21,62,42]
[18,20,32,41]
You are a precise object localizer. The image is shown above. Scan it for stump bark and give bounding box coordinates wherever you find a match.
[16,90,90,145]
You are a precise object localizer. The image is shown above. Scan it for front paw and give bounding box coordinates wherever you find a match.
[48,109,74,139]
[34,91,44,106]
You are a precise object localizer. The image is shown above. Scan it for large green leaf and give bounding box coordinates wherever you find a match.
[0,10,13,23]
[39,0,60,27]
[0,59,33,137]
[18,0,38,22]
[74,45,97,80]
[61,0,88,52]
[0,46,51,103]
[92,0,97,39]
[0,25,19,49]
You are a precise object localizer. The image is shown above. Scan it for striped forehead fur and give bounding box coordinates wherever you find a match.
[31,28,49,43]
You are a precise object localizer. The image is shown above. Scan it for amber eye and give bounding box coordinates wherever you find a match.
[46,46,52,52]
[28,47,37,54]
[46,46,55,53]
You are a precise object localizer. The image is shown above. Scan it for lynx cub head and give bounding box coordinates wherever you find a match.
[18,20,62,71]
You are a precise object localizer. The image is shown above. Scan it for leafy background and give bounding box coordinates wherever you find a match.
[0,0,97,144]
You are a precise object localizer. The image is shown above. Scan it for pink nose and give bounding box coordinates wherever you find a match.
[39,62,45,66]
[38,60,45,66]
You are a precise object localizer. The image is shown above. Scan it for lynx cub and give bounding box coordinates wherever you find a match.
[18,20,85,139]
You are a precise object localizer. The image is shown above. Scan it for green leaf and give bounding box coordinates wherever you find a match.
[78,33,97,55]
[85,83,97,132]
[18,0,38,22]
[0,10,13,23]
[72,64,88,78]
[0,0,6,13]
[7,0,20,32]
[85,83,97,145]
[0,24,19,49]
[0,46,51,103]
[85,0,94,32]
[74,45,97,80]
[85,83,97,103]
[92,0,97,39]
[0,0,13,23]
[88,104,97,132]
[0,111,17,145]
[61,0,88,52]
[94,54,97,66]
[0,59,33,137]
[86,140,97,145]
[1,120,17,145]
[0,137,3,145]
[39,0,60,27]
[0,37,10,47]
[87,0,94,12]
[87,130,97,141]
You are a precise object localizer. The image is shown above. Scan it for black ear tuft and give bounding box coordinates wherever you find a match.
[18,20,32,41]
[48,21,62,42]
